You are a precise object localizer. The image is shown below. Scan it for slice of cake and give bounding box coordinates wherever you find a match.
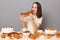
[44,27,57,34]
[1,27,14,33]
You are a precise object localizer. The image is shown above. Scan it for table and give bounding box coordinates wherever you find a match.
[0,32,60,40]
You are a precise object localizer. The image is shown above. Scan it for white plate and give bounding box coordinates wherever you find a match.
[20,38,32,40]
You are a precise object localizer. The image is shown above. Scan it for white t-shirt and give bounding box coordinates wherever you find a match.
[23,16,43,34]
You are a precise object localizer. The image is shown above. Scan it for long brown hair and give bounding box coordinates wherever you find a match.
[32,2,42,18]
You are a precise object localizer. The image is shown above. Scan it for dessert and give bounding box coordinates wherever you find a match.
[44,27,57,34]
[21,11,32,22]
[1,33,7,38]
[23,31,30,38]
[19,33,23,38]
[11,32,20,39]
[44,27,57,39]
[29,31,43,39]
[1,27,14,33]
[44,34,54,39]
[8,33,13,39]
[21,11,31,17]
[55,32,60,38]
[37,30,43,34]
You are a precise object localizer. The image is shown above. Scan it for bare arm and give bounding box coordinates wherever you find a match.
[31,19,41,32]
[20,15,27,28]
[22,21,27,28]
[30,14,42,32]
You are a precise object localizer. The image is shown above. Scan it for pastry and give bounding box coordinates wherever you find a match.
[55,32,60,38]
[44,34,54,39]
[12,32,20,39]
[45,27,57,34]
[1,33,7,38]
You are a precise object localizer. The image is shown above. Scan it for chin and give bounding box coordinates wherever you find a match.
[33,12,36,15]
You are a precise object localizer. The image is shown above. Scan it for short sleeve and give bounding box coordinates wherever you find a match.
[36,17,43,24]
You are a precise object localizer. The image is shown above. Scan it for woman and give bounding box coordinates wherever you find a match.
[20,2,43,34]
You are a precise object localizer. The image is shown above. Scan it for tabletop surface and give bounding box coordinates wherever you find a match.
[0,31,60,40]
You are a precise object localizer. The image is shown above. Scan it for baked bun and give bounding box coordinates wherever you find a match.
[8,33,13,39]
[55,32,60,38]
[1,33,7,38]
[12,32,20,39]
[29,32,42,39]
[44,34,54,39]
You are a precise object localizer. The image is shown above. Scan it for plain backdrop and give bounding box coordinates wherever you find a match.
[0,0,60,31]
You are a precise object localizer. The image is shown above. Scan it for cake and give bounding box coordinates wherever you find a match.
[1,27,14,33]
[44,27,57,34]
[44,27,57,39]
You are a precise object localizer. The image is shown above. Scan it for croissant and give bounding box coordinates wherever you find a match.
[21,11,32,17]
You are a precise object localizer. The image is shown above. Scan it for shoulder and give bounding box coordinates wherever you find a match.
[36,17,43,24]
[37,16,43,20]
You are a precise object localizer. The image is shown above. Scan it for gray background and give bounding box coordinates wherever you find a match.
[0,0,60,31]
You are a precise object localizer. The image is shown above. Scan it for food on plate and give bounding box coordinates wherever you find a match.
[45,27,57,34]
[12,32,20,39]
[23,31,30,38]
[8,33,13,39]
[19,33,23,38]
[1,27,14,33]
[55,32,60,38]
[44,34,54,39]
[1,33,7,38]
[29,32,43,39]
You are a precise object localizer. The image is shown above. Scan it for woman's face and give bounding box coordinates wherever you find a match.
[32,3,37,15]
